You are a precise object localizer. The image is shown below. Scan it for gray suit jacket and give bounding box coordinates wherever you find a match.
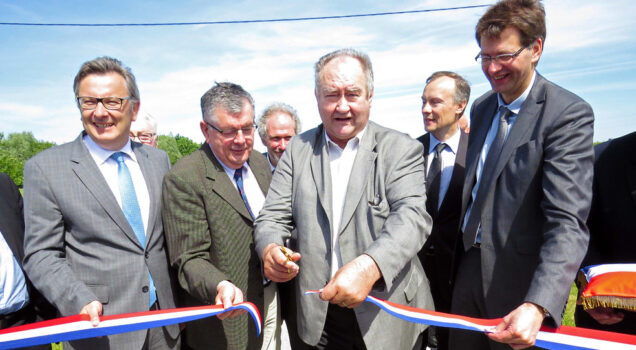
[23,133,179,349]
[255,121,434,350]
[461,73,594,326]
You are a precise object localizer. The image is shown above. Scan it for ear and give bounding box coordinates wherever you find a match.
[368,88,374,107]
[200,121,210,140]
[456,100,467,117]
[530,38,543,65]
[131,101,140,122]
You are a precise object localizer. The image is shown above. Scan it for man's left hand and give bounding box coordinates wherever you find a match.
[488,302,546,349]
[319,254,381,308]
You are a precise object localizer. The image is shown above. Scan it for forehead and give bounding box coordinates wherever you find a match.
[424,76,456,97]
[479,26,523,53]
[214,100,254,125]
[78,72,128,95]
[267,112,295,132]
[319,56,367,90]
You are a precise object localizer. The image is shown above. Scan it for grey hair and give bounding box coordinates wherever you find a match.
[257,102,301,141]
[426,71,471,117]
[314,48,374,98]
[200,82,255,124]
[73,56,140,104]
[134,112,158,134]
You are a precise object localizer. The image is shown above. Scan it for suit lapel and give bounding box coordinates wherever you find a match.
[439,130,468,214]
[69,135,143,249]
[249,153,271,197]
[202,145,254,221]
[134,143,158,246]
[339,124,378,234]
[628,144,636,207]
[310,126,334,234]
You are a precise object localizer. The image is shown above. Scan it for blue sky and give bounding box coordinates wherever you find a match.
[1,0,634,152]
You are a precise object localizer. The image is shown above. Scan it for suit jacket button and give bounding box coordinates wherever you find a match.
[145,252,149,259]
[142,286,149,293]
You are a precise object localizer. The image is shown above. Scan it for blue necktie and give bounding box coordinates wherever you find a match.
[233,167,254,219]
[112,152,157,307]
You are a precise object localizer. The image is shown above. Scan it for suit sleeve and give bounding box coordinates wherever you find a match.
[364,138,431,290]
[22,158,97,316]
[524,98,594,323]
[162,170,228,305]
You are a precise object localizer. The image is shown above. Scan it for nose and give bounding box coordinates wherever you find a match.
[422,102,432,115]
[336,95,350,113]
[279,138,289,151]
[94,101,109,117]
[485,59,503,74]
[233,129,246,144]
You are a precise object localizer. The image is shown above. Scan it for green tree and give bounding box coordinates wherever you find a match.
[175,134,201,157]
[0,132,55,186]
[157,135,182,165]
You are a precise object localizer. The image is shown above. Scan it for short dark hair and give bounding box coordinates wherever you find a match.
[73,57,140,104]
[426,71,471,117]
[200,82,255,124]
[314,48,374,98]
[257,102,301,141]
[475,0,546,47]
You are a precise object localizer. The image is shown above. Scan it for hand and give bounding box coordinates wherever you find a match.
[586,307,625,325]
[262,243,301,282]
[80,300,103,326]
[488,302,545,349]
[320,254,381,308]
[215,280,247,320]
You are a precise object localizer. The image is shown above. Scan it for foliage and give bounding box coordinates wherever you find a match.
[157,134,201,165]
[175,134,201,157]
[0,132,55,186]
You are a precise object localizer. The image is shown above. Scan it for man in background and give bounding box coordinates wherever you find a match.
[130,112,158,147]
[416,71,470,350]
[257,102,301,172]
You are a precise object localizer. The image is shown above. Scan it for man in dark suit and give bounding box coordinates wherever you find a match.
[257,102,302,172]
[416,71,470,350]
[574,131,636,334]
[0,172,57,349]
[23,57,180,350]
[255,48,433,350]
[162,82,277,350]
[449,1,595,349]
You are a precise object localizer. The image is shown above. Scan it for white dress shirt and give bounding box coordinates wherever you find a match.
[427,127,461,210]
[83,135,150,234]
[326,128,366,278]
[211,146,266,218]
[0,229,29,315]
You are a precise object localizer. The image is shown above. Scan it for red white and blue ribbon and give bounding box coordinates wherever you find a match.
[0,302,261,350]
[305,290,636,350]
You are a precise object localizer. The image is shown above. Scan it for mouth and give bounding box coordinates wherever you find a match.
[94,122,114,129]
[491,72,509,83]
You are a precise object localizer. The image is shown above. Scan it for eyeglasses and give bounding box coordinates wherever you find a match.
[475,46,527,65]
[77,96,131,110]
[205,121,256,139]
[130,132,156,142]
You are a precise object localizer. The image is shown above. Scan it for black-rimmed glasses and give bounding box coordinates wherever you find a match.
[205,121,256,139]
[475,46,528,65]
[77,96,131,110]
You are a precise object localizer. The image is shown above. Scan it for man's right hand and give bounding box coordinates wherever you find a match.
[80,300,103,326]
[262,243,301,282]
[586,307,625,325]
[216,280,246,320]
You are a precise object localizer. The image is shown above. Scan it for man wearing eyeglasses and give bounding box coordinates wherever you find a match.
[22,56,180,349]
[450,0,594,349]
[130,113,158,148]
[162,82,278,350]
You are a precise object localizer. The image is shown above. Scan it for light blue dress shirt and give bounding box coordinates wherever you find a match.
[0,229,29,315]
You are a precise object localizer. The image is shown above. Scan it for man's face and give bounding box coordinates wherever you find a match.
[79,72,139,151]
[480,26,542,104]
[316,56,372,148]
[262,112,296,167]
[201,100,254,169]
[130,122,157,147]
[422,76,465,141]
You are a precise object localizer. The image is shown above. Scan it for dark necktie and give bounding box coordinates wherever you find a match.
[111,152,156,307]
[234,167,254,219]
[426,142,447,217]
[462,107,513,250]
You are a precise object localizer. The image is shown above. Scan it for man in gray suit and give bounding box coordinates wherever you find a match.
[255,48,434,350]
[449,1,594,349]
[23,57,179,349]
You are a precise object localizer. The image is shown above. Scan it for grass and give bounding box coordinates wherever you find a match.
[562,283,578,327]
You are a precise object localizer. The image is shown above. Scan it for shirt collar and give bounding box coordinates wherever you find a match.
[497,71,536,114]
[83,133,136,165]
[266,153,276,172]
[208,144,249,176]
[429,126,461,155]
[324,125,367,151]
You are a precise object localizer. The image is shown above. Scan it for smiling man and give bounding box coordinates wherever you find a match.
[23,56,180,349]
[416,71,470,350]
[255,48,434,350]
[257,102,301,171]
[450,1,595,349]
[162,82,279,350]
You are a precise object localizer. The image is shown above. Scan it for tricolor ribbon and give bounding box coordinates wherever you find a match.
[305,290,636,350]
[0,302,261,350]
